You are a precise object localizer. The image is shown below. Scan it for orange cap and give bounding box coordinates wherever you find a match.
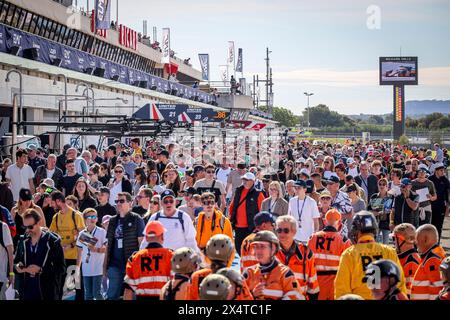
[145,221,167,237]
[325,209,341,222]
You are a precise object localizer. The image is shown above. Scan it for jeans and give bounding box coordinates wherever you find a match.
[377,229,390,245]
[83,275,104,300]
[234,227,252,256]
[107,266,125,300]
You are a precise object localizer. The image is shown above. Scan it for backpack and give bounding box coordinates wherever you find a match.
[55,209,79,232]
[162,276,190,300]
[155,211,185,233]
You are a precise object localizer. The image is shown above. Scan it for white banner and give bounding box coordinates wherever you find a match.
[228,41,235,65]
[219,65,228,84]
[198,54,209,81]
[162,28,170,64]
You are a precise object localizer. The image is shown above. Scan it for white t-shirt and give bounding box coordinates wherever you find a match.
[0,222,13,282]
[288,196,320,242]
[347,167,359,178]
[216,168,231,186]
[46,168,56,179]
[5,163,34,201]
[109,180,122,206]
[141,210,200,254]
[76,226,107,277]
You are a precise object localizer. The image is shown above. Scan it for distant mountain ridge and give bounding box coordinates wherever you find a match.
[348,100,450,119]
[405,100,450,115]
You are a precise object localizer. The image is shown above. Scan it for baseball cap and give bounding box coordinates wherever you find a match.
[254,212,275,226]
[241,172,256,181]
[295,158,306,164]
[346,158,355,165]
[120,151,130,157]
[400,178,412,186]
[418,164,429,172]
[320,190,332,198]
[434,162,445,170]
[425,156,433,162]
[326,175,340,184]
[19,188,33,201]
[345,184,357,193]
[27,144,37,151]
[194,165,205,174]
[158,150,170,158]
[299,168,310,178]
[182,187,197,195]
[325,209,341,221]
[161,189,176,200]
[305,179,314,193]
[294,180,307,188]
[99,187,110,194]
[145,221,167,237]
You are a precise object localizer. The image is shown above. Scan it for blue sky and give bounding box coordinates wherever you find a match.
[85,0,450,115]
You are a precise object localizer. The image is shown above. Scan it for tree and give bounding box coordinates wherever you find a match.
[302,104,355,127]
[368,115,384,125]
[257,106,299,128]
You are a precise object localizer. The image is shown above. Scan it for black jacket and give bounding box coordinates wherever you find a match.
[34,165,64,190]
[14,230,66,300]
[0,182,14,211]
[355,174,378,199]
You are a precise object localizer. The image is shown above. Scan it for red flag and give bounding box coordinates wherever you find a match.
[119,24,137,50]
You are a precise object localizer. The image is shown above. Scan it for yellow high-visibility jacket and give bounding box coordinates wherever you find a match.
[334,234,407,300]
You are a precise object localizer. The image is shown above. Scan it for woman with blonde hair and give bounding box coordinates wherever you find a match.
[11,188,46,245]
[261,181,289,217]
[323,156,335,180]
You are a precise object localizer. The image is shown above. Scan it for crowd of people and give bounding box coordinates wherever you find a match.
[0,137,449,301]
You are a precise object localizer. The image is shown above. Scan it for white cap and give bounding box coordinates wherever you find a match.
[418,163,429,171]
[346,158,355,164]
[300,168,310,176]
[296,158,306,164]
[241,172,256,181]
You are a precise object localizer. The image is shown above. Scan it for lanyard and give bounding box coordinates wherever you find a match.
[269,198,278,214]
[297,198,306,223]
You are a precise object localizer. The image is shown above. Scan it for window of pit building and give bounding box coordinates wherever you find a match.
[22,11,33,32]
[5,2,15,25]
[38,17,48,37]
[0,2,6,24]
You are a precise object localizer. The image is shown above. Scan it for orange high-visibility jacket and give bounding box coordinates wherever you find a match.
[276,241,320,299]
[188,268,254,300]
[307,226,351,300]
[124,243,173,297]
[398,248,420,296]
[188,268,212,300]
[410,244,446,300]
[194,209,233,249]
[240,232,258,272]
[243,259,305,300]
[160,275,191,300]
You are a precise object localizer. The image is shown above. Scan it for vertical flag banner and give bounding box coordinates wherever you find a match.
[162,28,171,64]
[198,54,209,81]
[91,10,107,37]
[235,48,243,72]
[219,65,228,84]
[228,41,235,64]
[95,0,111,30]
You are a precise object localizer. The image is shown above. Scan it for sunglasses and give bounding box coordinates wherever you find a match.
[114,170,123,174]
[202,200,215,206]
[163,199,175,204]
[115,199,128,204]
[85,215,97,220]
[378,183,387,187]
[276,227,290,234]
[25,223,37,230]
[150,175,158,179]
[151,201,160,205]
